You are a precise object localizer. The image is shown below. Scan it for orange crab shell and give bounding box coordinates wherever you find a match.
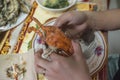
[43,26,74,56]
[28,17,74,56]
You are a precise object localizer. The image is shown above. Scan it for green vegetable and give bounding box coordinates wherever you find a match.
[43,0,69,9]
[28,40,32,50]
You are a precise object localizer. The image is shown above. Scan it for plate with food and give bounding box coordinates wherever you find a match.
[0,49,37,80]
[36,0,77,12]
[30,18,107,76]
[0,0,34,32]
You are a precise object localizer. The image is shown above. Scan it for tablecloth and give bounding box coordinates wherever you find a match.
[0,1,108,80]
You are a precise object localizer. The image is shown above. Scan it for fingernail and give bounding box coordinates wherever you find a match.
[73,40,79,43]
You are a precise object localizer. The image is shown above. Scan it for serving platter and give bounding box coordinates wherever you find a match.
[0,14,28,32]
[32,18,107,76]
[0,0,34,32]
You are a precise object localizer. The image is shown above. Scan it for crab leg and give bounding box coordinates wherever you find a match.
[41,44,60,59]
[32,17,46,39]
[42,48,54,59]
[28,27,43,38]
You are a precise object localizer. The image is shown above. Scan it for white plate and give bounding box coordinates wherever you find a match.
[0,1,33,32]
[36,0,77,12]
[32,19,107,76]
[0,13,28,32]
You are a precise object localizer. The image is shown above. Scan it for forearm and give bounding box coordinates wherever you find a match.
[85,9,120,31]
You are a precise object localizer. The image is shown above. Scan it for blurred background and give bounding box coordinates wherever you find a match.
[108,0,120,54]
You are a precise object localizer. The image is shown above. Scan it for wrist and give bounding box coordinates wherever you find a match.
[73,69,92,80]
[83,11,96,30]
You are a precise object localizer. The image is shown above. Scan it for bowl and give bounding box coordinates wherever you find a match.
[36,0,77,12]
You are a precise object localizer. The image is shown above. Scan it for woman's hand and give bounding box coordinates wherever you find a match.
[34,41,91,80]
[54,11,89,39]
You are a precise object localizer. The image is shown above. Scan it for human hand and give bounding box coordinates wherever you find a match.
[34,41,91,80]
[55,11,95,45]
[54,11,89,39]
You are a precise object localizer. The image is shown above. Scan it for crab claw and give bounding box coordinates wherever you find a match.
[29,17,74,59]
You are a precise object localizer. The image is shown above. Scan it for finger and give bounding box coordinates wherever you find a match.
[37,56,50,69]
[65,29,80,39]
[72,40,84,61]
[72,41,89,72]
[49,52,64,61]
[54,13,71,28]
[72,40,82,54]
[34,49,43,57]
[34,52,50,69]
[35,65,45,74]
[34,53,45,74]
[76,22,87,32]
[34,49,43,62]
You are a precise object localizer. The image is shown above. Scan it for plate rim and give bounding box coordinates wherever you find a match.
[0,1,34,32]
[89,31,107,76]
[32,18,108,76]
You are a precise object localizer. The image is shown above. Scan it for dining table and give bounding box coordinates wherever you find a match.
[0,0,108,80]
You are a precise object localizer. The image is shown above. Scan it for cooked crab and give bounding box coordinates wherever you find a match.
[28,17,74,59]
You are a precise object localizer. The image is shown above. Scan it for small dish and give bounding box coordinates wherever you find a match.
[36,0,77,12]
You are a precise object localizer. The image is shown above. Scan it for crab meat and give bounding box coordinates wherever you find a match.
[28,17,74,59]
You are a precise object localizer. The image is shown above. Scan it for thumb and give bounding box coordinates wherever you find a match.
[34,49,43,58]
[72,40,84,61]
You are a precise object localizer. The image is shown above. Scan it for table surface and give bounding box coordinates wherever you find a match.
[0,1,108,80]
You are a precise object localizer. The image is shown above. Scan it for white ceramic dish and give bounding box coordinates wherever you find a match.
[0,1,33,32]
[0,13,28,32]
[32,18,107,76]
[36,0,77,12]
